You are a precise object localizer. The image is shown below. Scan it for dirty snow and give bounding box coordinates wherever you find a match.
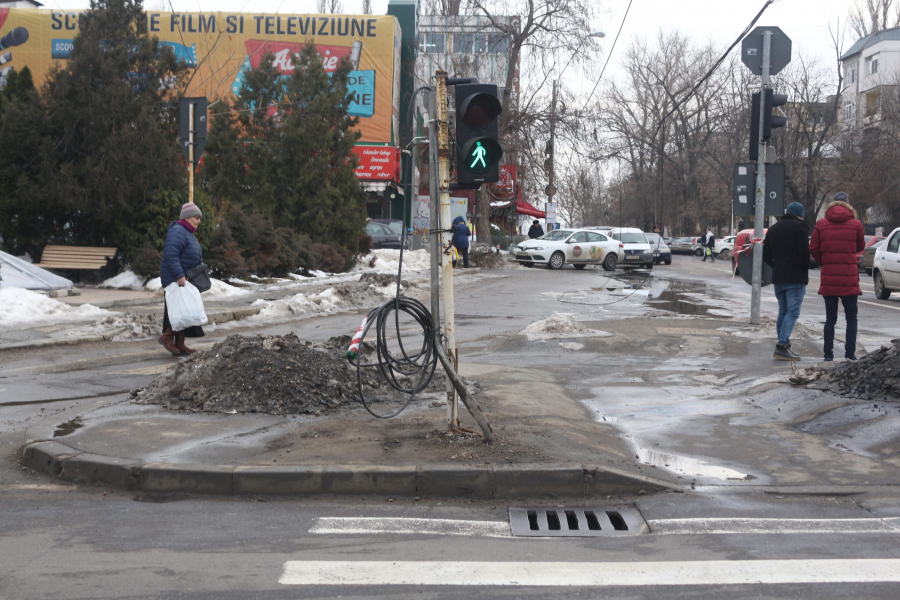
[205,278,249,299]
[144,277,162,292]
[353,249,431,274]
[0,287,114,326]
[100,270,145,291]
[559,342,585,351]
[54,313,161,342]
[520,313,613,342]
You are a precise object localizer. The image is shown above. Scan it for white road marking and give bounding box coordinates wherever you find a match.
[310,517,511,538]
[108,364,171,375]
[649,517,900,535]
[279,559,900,586]
[859,299,900,311]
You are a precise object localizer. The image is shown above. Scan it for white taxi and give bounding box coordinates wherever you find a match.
[514,228,624,270]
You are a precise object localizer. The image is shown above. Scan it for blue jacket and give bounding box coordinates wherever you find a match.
[451,216,471,249]
[160,221,202,288]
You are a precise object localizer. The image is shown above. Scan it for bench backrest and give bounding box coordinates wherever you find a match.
[37,245,120,269]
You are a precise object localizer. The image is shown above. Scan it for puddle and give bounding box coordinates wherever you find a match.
[558,288,649,306]
[54,417,84,437]
[636,447,753,480]
[645,280,718,316]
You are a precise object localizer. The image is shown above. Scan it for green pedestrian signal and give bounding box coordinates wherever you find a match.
[453,83,503,187]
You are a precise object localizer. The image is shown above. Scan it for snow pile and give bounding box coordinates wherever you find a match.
[353,249,431,274]
[145,277,162,292]
[520,313,613,342]
[55,313,161,342]
[205,278,249,299]
[0,287,113,326]
[250,288,346,322]
[100,270,146,291]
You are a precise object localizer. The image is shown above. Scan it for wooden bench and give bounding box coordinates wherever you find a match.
[35,245,123,281]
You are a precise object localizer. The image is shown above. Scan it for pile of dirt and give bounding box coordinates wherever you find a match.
[135,333,446,415]
[791,339,900,401]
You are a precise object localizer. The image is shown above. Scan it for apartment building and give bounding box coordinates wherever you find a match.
[840,27,900,128]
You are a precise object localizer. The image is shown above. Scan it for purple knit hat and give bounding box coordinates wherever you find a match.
[180,202,202,220]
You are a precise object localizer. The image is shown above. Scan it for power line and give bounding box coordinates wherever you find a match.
[581,0,634,111]
[652,0,775,134]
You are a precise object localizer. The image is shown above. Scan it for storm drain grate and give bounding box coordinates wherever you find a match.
[508,506,647,537]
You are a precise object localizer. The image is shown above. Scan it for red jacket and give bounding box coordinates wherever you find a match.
[809,201,865,296]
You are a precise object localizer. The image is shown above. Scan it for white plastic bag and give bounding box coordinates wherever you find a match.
[164,282,208,331]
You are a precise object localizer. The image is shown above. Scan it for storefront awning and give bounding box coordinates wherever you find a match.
[516,201,545,218]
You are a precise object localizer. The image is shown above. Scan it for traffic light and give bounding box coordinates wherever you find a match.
[749,88,789,161]
[454,83,503,186]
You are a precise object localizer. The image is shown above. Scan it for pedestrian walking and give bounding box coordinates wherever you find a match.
[809,192,865,361]
[451,216,471,268]
[158,202,206,355]
[763,201,810,361]
[528,220,544,239]
[701,227,716,262]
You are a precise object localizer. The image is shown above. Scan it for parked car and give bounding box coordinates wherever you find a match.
[668,237,694,254]
[365,220,408,249]
[859,239,884,276]
[858,235,885,269]
[514,228,623,270]
[873,227,900,299]
[689,236,707,256]
[645,232,672,265]
[607,227,654,270]
[714,236,735,257]
[731,228,767,276]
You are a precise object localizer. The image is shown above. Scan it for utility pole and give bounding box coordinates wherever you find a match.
[750,31,772,326]
[546,80,558,208]
[188,102,194,204]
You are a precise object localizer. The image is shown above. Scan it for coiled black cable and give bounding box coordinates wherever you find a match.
[348,229,438,419]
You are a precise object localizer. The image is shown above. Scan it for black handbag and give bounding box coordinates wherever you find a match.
[185,262,211,293]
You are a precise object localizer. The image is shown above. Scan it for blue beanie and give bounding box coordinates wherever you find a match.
[785,202,804,218]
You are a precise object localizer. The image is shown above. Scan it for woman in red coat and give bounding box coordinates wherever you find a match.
[808,192,865,361]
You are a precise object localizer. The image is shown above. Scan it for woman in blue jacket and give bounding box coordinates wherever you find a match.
[451,216,471,268]
[158,202,205,355]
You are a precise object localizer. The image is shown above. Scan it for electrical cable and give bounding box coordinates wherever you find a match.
[581,0,634,112]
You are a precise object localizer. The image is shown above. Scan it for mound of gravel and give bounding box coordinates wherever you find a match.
[135,333,445,415]
[791,339,900,401]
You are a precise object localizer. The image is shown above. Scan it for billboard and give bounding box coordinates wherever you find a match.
[0,8,401,144]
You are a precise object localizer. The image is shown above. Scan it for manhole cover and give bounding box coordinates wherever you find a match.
[508,506,647,537]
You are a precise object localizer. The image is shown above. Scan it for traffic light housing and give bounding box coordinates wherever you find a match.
[749,88,788,161]
[454,83,503,186]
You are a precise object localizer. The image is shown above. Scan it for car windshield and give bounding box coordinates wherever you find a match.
[646,233,665,245]
[612,232,648,244]
[382,221,403,235]
[539,230,573,241]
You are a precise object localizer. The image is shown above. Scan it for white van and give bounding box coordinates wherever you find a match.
[606,227,654,270]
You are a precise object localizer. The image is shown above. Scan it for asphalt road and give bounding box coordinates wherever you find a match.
[2,255,899,598]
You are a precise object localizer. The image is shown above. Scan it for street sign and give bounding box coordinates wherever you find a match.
[737,245,772,287]
[741,26,792,76]
[544,184,558,198]
[179,97,208,164]
[733,163,785,217]
[545,201,557,224]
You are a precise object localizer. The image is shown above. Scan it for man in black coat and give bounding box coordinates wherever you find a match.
[527,220,544,239]
[763,202,810,361]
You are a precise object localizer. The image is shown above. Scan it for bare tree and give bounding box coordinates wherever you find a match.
[361,0,373,14]
[848,0,900,38]
[317,0,344,13]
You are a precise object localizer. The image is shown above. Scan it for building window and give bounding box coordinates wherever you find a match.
[450,32,509,54]
[845,64,856,83]
[843,100,855,121]
[418,32,446,54]
[866,90,881,116]
[866,53,879,76]
[453,33,474,54]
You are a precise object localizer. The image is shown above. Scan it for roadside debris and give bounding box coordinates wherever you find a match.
[135,333,449,415]
[791,339,900,401]
[520,313,613,342]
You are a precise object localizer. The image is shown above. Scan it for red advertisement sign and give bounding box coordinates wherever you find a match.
[353,146,399,182]
[245,40,353,74]
[498,164,516,191]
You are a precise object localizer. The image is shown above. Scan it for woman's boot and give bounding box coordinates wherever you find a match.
[175,332,196,354]
[158,328,180,355]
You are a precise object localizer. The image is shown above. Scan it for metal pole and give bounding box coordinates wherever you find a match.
[435,71,458,428]
[427,89,441,360]
[546,80,557,209]
[188,102,195,204]
[750,31,771,325]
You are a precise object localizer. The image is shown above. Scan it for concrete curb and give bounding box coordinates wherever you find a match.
[20,440,679,499]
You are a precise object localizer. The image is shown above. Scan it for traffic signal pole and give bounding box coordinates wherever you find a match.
[188,102,195,204]
[750,31,772,326]
[433,71,458,427]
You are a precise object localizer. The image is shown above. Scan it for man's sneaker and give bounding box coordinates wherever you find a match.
[774,344,801,361]
[845,355,858,361]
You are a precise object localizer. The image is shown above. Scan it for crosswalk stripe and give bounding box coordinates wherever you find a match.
[280,559,900,586]
[310,517,511,538]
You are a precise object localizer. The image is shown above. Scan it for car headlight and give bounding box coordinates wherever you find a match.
[530,245,550,250]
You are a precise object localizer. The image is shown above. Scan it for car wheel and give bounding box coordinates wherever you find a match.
[874,271,892,300]
[602,254,618,271]
[664,258,672,265]
[548,251,565,270]
[865,268,872,276]
[695,248,704,256]
[573,263,586,270]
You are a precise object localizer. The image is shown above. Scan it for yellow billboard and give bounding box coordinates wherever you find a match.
[0,8,401,144]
